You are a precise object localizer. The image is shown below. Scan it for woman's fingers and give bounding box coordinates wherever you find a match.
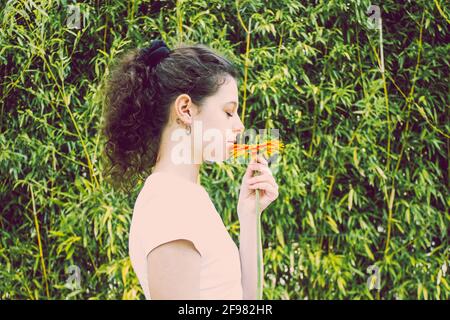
[255,154,268,166]
[247,173,277,189]
[248,182,279,198]
[244,153,272,181]
[248,163,272,176]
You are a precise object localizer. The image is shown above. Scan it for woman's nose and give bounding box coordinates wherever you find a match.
[235,117,245,133]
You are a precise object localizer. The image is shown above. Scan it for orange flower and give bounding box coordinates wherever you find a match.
[231,138,284,301]
[231,139,284,160]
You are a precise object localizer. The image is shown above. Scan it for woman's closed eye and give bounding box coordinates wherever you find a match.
[226,112,233,118]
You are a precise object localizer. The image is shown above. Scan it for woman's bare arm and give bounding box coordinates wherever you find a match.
[239,215,259,300]
[147,239,201,299]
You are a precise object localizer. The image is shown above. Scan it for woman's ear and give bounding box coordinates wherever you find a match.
[173,94,193,125]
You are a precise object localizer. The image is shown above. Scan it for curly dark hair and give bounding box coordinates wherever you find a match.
[100,42,239,193]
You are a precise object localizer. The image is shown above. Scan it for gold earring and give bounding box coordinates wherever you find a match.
[177,118,191,135]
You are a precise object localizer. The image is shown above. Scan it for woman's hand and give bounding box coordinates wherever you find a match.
[237,154,279,221]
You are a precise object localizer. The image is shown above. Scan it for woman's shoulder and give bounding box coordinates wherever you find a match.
[146,172,207,197]
[129,172,213,249]
[133,172,210,220]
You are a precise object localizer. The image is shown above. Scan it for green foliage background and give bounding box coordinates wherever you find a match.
[1,0,449,299]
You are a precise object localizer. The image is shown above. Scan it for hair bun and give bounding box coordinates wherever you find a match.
[140,39,171,69]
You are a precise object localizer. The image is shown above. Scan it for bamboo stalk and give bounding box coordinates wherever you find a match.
[29,183,50,298]
[380,12,426,256]
[41,56,100,190]
[176,0,184,42]
[434,0,450,24]
[378,18,391,171]
[236,0,252,123]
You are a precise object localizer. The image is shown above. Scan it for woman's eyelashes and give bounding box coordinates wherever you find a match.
[225,111,233,118]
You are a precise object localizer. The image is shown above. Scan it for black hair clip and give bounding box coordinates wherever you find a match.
[139,39,171,69]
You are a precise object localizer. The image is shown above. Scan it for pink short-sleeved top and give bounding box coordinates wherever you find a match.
[128,171,243,300]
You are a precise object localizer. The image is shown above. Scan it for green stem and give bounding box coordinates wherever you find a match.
[29,183,50,298]
[256,188,263,300]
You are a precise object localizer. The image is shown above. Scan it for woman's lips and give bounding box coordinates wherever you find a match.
[226,141,235,149]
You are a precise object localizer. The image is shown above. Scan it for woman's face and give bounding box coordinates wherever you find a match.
[192,75,245,163]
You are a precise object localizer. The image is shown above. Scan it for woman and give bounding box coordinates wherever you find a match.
[101,39,279,299]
